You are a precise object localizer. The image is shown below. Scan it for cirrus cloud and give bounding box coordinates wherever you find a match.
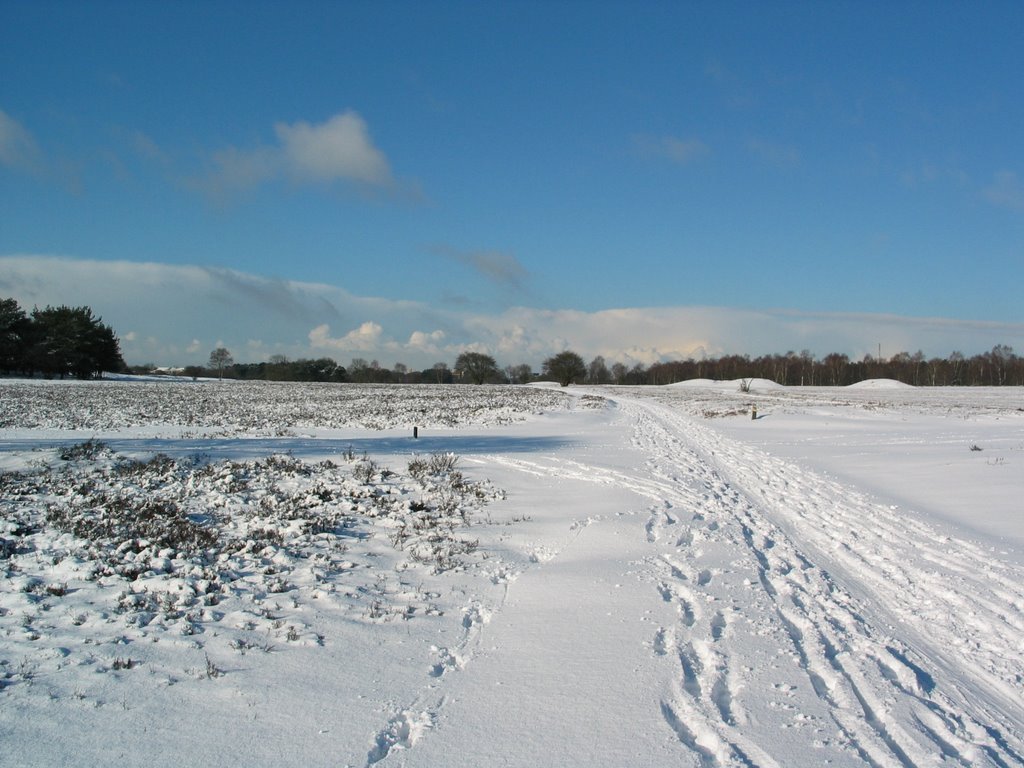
[0,108,41,172]
[431,244,529,288]
[984,170,1024,212]
[633,134,711,166]
[746,137,800,168]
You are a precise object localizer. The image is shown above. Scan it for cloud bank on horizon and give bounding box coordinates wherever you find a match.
[2,256,1020,370]
[1,4,1022,369]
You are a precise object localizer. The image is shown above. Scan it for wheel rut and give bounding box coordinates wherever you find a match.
[615,395,1024,767]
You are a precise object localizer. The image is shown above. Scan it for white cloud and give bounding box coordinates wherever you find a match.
[704,59,759,109]
[466,307,715,365]
[746,137,800,168]
[2,255,1021,370]
[309,321,384,352]
[0,109,41,171]
[633,134,710,166]
[131,131,168,164]
[275,112,392,186]
[206,146,278,191]
[196,110,395,198]
[899,160,968,189]
[407,329,446,356]
[984,170,1024,212]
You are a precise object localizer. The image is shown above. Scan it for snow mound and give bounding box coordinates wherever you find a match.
[667,378,785,391]
[739,377,785,390]
[666,378,718,388]
[847,378,914,390]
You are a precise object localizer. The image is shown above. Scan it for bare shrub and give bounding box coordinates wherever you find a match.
[59,439,109,462]
[352,460,378,484]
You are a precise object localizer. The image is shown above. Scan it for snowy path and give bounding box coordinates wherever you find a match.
[619,395,1024,767]
[377,392,1024,767]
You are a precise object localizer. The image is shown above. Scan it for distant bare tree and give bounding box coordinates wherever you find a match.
[627,362,648,385]
[349,358,370,383]
[949,351,965,385]
[505,363,533,384]
[990,344,1014,386]
[208,347,233,379]
[800,349,815,386]
[587,355,611,384]
[822,352,849,386]
[611,362,628,385]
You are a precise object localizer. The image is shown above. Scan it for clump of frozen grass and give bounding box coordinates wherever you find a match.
[407,456,429,482]
[111,453,178,479]
[353,459,379,484]
[428,452,460,475]
[394,453,502,573]
[407,452,460,485]
[204,653,223,679]
[59,438,109,462]
[0,536,17,559]
[45,494,219,567]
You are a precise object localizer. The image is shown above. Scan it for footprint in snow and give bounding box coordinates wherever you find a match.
[366,710,434,765]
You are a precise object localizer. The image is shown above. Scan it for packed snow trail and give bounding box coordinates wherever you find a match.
[618,394,1024,768]
[374,391,1023,767]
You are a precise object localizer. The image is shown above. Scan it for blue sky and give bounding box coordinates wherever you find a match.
[2,0,1022,369]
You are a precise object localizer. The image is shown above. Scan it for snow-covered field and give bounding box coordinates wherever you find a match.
[2,379,1022,767]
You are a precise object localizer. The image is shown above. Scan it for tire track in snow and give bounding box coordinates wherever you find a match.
[618,394,1024,767]
[686,407,1024,733]
[476,449,783,765]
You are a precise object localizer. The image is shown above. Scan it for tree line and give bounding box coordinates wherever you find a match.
[0,298,124,379]
[636,346,1023,387]
[164,346,1023,387]
[165,351,457,384]
[175,350,583,386]
[4,295,1020,387]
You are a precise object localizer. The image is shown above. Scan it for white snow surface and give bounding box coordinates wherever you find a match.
[847,378,916,390]
[1,380,1022,767]
[667,377,787,391]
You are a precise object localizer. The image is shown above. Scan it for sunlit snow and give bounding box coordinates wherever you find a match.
[2,379,1021,767]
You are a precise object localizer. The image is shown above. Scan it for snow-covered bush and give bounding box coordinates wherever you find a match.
[0,442,509,694]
